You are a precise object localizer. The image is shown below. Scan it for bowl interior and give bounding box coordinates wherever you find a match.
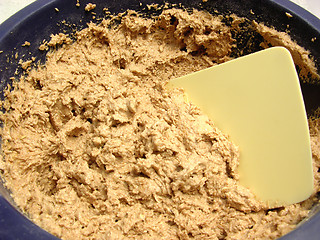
[0,0,319,239]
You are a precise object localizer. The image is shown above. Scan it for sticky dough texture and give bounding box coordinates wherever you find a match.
[0,8,319,240]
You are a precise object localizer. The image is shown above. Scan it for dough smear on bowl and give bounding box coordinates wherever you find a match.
[0,7,320,240]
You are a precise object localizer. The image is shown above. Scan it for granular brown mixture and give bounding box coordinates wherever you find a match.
[0,7,320,240]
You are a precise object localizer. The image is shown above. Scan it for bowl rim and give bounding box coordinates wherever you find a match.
[270,0,320,31]
[0,0,55,42]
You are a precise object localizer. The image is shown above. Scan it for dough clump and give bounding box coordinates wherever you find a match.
[0,8,319,240]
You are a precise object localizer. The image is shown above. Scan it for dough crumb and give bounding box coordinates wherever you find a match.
[47,33,72,47]
[286,12,293,18]
[39,41,48,51]
[85,3,96,11]
[22,41,30,47]
[18,58,33,70]
[103,7,111,15]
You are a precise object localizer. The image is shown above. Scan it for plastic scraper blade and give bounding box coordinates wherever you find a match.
[168,47,313,207]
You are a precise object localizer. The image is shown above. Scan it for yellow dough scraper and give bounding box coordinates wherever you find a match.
[168,47,313,207]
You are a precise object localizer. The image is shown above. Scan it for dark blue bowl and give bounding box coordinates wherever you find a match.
[0,0,319,239]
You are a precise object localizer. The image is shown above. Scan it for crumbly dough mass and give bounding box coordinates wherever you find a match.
[0,8,320,240]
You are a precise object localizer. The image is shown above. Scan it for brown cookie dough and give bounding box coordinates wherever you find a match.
[0,7,319,240]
